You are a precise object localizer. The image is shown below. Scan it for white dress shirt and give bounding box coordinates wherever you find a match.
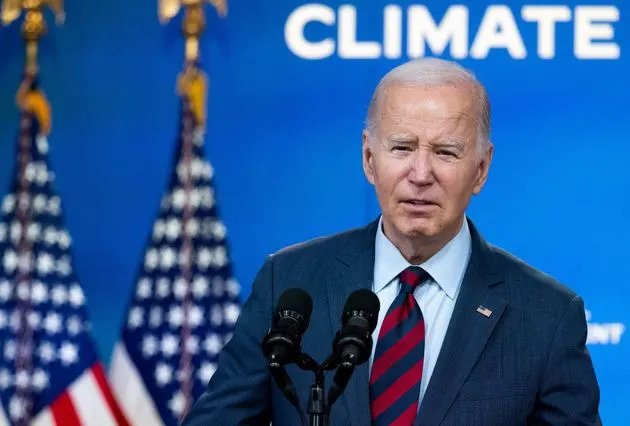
[369,216,472,406]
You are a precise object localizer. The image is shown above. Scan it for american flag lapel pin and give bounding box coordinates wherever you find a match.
[476,305,493,318]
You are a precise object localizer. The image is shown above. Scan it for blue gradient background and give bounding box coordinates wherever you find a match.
[0,0,628,423]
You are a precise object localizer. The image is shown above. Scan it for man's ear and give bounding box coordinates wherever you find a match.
[362,131,375,185]
[473,142,493,195]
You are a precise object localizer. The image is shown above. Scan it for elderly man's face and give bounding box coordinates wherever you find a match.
[363,83,492,252]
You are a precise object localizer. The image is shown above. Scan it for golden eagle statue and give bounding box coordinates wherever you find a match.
[2,0,65,26]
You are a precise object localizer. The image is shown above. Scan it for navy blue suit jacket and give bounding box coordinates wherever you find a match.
[183,219,600,425]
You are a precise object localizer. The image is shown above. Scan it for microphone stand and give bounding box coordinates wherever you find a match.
[296,354,327,426]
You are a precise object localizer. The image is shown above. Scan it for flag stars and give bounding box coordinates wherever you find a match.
[0,223,6,242]
[59,341,79,365]
[224,303,240,326]
[33,194,47,213]
[37,252,55,275]
[168,391,186,416]
[153,220,165,241]
[185,335,199,355]
[26,223,41,241]
[0,311,7,329]
[0,369,11,389]
[165,217,181,241]
[192,276,209,299]
[68,284,85,307]
[155,362,173,386]
[185,218,199,237]
[57,230,71,249]
[167,305,184,328]
[156,278,171,298]
[4,340,16,360]
[51,285,68,305]
[15,370,30,389]
[171,189,186,210]
[38,341,56,363]
[24,162,37,182]
[0,280,12,301]
[196,248,212,270]
[160,246,177,270]
[141,335,159,358]
[36,134,49,154]
[200,187,215,210]
[3,249,18,273]
[203,334,222,356]
[197,362,217,384]
[210,220,226,240]
[173,277,188,300]
[188,305,203,328]
[43,226,58,245]
[145,249,159,270]
[44,312,63,334]
[17,283,30,301]
[67,316,83,335]
[128,307,144,329]
[32,369,49,391]
[31,281,48,304]
[2,194,15,214]
[136,278,152,299]
[9,312,20,332]
[161,333,179,357]
[57,256,72,276]
[27,311,41,329]
[48,196,61,216]
[214,246,228,268]
[10,222,21,243]
[35,164,50,186]
[9,395,26,420]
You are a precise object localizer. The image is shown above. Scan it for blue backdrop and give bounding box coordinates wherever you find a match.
[0,0,627,423]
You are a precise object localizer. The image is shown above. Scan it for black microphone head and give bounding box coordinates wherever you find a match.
[342,289,380,332]
[275,288,313,330]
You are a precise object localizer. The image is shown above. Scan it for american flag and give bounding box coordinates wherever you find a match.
[0,86,129,425]
[109,72,241,425]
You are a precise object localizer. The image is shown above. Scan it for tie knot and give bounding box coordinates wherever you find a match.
[399,267,428,294]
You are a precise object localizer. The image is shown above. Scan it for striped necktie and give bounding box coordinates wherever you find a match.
[370,266,428,425]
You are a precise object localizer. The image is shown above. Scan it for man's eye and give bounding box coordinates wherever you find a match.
[437,150,457,157]
[392,145,412,152]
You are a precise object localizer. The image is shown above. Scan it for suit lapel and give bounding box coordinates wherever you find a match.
[326,219,378,426]
[415,220,507,426]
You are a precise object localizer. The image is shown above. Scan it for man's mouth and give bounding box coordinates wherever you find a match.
[403,199,437,206]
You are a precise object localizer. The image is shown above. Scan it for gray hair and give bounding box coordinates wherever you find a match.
[365,58,491,155]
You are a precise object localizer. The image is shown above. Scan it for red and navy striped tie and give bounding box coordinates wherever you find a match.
[370,266,428,425]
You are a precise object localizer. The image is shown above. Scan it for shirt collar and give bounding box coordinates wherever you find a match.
[373,216,472,300]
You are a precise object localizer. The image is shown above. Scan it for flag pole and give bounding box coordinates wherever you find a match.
[158,0,228,419]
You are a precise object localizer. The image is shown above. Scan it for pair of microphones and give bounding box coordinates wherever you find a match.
[261,288,380,425]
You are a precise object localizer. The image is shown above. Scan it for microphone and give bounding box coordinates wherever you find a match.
[332,289,380,366]
[262,288,313,367]
[326,289,380,409]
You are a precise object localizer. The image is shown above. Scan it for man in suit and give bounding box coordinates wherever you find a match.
[183,58,600,425]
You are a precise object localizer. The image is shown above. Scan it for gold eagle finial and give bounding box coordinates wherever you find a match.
[158,0,227,63]
[2,0,65,26]
[158,0,227,24]
[2,0,65,74]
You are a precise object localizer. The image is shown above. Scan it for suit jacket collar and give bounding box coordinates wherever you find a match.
[327,218,506,426]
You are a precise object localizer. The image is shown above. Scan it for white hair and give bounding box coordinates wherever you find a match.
[365,58,491,155]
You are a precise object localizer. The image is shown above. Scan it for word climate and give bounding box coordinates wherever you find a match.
[285,4,620,60]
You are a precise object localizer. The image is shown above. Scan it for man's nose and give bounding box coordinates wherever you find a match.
[407,150,434,185]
